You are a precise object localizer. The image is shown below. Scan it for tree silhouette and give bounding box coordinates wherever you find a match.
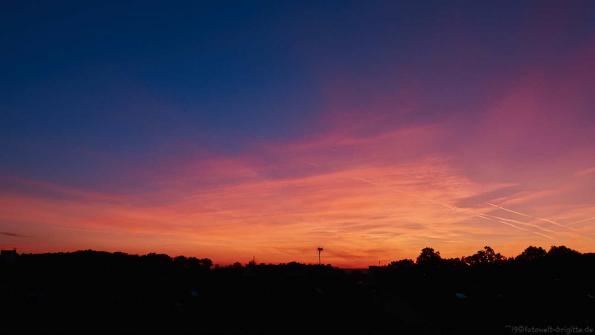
[388,259,415,269]
[2,246,594,335]
[515,246,547,262]
[416,247,441,265]
[547,245,580,258]
[463,246,505,265]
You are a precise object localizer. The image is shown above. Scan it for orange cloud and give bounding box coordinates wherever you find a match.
[4,125,592,267]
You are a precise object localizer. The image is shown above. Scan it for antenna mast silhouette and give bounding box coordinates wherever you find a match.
[317,247,324,265]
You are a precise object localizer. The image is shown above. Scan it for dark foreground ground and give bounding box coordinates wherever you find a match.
[1,247,594,334]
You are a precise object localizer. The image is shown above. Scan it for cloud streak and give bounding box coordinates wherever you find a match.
[487,203,578,233]
[1,231,29,238]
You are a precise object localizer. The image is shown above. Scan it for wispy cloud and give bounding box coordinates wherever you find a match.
[1,231,28,238]
[576,167,595,177]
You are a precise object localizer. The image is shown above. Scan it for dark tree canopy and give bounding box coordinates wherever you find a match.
[1,246,593,335]
[547,245,580,258]
[463,246,505,265]
[515,246,547,262]
[416,247,442,265]
[388,258,415,270]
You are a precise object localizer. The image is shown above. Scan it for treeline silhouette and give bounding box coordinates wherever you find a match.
[1,246,594,334]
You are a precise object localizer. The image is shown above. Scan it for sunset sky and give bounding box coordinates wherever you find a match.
[2,1,595,267]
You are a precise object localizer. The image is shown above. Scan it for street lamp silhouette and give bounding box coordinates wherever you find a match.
[317,247,324,265]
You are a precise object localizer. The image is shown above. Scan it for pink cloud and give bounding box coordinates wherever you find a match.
[3,40,595,267]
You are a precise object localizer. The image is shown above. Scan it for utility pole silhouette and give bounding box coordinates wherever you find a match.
[317,247,324,265]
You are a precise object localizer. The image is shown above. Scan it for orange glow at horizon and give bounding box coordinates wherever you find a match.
[2,38,595,267]
[2,117,595,267]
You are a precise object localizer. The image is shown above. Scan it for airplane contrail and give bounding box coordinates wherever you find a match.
[487,203,530,217]
[476,214,553,239]
[533,231,555,240]
[487,202,577,232]
[351,176,555,238]
[477,214,527,231]
[489,215,556,234]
